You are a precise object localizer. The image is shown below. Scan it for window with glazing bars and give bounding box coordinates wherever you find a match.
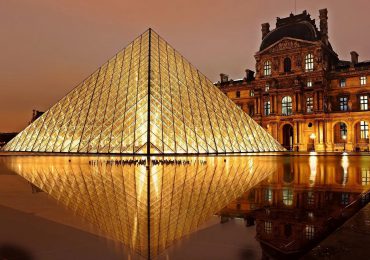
[305,54,314,72]
[360,121,369,139]
[305,225,315,240]
[264,221,272,234]
[264,101,271,116]
[307,191,314,205]
[361,168,370,185]
[283,189,293,206]
[360,76,367,86]
[360,95,368,110]
[339,97,348,111]
[307,79,313,87]
[282,96,292,115]
[264,188,273,203]
[264,60,271,76]
[306,97,313,113]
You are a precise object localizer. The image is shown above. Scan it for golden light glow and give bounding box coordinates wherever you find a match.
[1,155,277,258]
[2,29,284,154]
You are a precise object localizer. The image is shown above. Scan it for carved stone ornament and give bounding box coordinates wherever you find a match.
[270,40,301,53]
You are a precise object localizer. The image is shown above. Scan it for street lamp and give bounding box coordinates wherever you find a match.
[342,135,347,153]
[310,133,316,152]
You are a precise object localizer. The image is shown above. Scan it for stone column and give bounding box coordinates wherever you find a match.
[326,120,334,151]
[274,95,278,114]
[347,120,354,151]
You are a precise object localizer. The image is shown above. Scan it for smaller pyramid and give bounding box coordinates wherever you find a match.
[3,29,284,154]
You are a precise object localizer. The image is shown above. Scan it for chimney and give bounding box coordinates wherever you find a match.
[350,51,359,66]
[319,9,329,45]
[261,23,270,39]
[220,73,229,83]
[245,69,255,81]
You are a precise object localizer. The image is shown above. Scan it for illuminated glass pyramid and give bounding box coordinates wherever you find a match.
[3,29,283,154]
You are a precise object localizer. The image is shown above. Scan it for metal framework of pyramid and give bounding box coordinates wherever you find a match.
[3,29,284,154]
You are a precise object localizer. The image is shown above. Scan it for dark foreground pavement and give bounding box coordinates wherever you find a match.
[303,203,370,260]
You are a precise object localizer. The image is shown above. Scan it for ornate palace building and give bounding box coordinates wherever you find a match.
[217,9,370,152]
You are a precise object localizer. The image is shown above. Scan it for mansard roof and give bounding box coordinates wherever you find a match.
[260,11,321,51]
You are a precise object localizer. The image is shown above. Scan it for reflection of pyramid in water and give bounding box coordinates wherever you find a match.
[3,29,283,154]
[3,156,277,259]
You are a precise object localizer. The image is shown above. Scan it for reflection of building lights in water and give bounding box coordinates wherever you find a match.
[309,154,317,185]
[341,155,349,185]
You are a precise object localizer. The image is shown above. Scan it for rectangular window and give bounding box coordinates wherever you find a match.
[360,76,367,86]
[340,79,346,88]
[341,193,350,205]
[283,189,293,206]
[305,225,315,240]
[306,97,314,113]
[339,97,348,111]
[265,83,270,92]
[307,79,313,87]
[236,91,240,98]
[360,95,368,110]
[307,191,314,205]
[360,121,369,139]
[264,61,272,76]
[264,188,273,203]
[361,168,370,185]
[250,90,254,97]
[264,221,272,234]
[305,54,314,72]
[282,96,293,116]
[264,101,271,116]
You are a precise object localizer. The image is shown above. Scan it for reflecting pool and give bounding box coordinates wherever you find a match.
[219,154,370,259]
[0,153,369,259]
[0,155,277,259]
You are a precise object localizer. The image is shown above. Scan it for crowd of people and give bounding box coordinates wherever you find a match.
[87,158,208,166]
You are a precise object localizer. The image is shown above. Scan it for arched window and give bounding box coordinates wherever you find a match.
[282,96,293,115]
[264,60,272,76]
[305,53,314,71]
[284,57,292,72]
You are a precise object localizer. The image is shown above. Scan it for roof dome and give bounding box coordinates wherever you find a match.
[259,12,320,51]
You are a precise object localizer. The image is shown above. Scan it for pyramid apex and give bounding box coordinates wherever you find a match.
[3,28,284,154]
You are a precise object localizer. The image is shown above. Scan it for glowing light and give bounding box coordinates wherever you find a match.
[3,155,277,258]
[309,153,317,185]
[2,30,284,155]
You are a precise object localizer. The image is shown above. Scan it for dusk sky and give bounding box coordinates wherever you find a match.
[1,0,370,132]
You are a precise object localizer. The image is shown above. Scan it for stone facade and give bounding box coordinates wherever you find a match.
[217,9,370,152]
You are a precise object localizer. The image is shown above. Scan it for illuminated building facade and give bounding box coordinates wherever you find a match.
[3,29,283,154]
[217,9,370,152]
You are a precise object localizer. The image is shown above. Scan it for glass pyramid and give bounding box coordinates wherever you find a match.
[3,29,284,154]
[2,155,278,258]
